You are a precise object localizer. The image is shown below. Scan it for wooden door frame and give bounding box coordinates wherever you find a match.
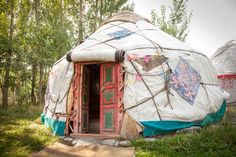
[70,63,82,133]
[70,63,88,133]
[70,62,123,135]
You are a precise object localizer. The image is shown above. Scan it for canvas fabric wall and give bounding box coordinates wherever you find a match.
[41,57,74,135]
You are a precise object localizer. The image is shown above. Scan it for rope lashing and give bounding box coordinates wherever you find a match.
[129,60,162,120]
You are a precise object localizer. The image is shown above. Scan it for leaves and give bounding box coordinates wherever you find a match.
[151,0,192,42]
[0,0,133,106]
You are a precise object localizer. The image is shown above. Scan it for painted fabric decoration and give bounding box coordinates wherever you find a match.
[219,78,234,90]
[135,74,142,81]
[127,54,139,61]
[125,79,135,85]
[134,55,168,72]
[108,29,132,39]
[169,58,201,104]
[218,78,236,103]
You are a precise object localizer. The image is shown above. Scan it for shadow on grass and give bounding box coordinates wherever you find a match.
[0,105,41,123]
[0,105,59,157]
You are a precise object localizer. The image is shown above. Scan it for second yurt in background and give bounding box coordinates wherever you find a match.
[211,40,236,104]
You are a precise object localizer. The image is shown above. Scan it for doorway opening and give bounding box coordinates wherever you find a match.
[83,64,100,133]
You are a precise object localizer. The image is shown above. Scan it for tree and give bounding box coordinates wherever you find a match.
[70,0,134,44]
[0,0,18,108]
[151,0,192,42]
[0,0,133,107]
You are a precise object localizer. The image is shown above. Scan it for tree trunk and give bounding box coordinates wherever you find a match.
[0,86,3,105]
[16,83,20,106]
[31,63,37,104]
[78,0,83,43]
[99,0,103,24]
[2,1,14,108]
[31,0,40,105]
[2,54,11,107]
[94,0,98,31]
[60,0,64,27]
[38,62,44,105]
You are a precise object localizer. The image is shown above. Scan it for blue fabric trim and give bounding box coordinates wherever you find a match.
[141,100,227,137]
[41,113,66,136]
[107,29,133,39]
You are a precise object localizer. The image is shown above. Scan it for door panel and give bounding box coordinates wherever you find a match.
[80,66,89,132]
[82,110,88,130]
[103,65,115,86]
[100,63,122,134]
[102,88,115,105]
[103,108,114,131]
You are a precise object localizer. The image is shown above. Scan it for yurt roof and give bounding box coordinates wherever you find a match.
[211,40,236,75]
[67,12,205,63]
[102,11,151,25]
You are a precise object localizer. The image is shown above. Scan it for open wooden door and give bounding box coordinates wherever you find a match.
[80,66,89,132]
[67,63,81,134]
[100,63,123,134]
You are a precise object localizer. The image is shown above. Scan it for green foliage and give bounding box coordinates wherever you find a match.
[151,0,192,42]
[0,105,59,157]
[77,0,134,40]
[0,0,133,106]
[132,123,236,157]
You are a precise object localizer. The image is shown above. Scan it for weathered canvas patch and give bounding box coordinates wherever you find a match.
[169,58,201,104]
[134,55,168,72]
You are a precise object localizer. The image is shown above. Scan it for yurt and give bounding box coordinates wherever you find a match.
[41,12,228,138]
[211,40,236,104]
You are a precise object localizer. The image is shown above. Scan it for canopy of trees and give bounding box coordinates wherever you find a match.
[0,0,193,108]
[151,0,192,42]
[0,0,134,107]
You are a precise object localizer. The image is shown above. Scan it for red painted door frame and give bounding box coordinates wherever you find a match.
[71,64,89,133]
[71,62,123,135]
[72,63,82,133]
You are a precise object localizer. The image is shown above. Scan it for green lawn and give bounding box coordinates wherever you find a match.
[0,105,59,157]
[132,112,236,157]
[0,105,236,157]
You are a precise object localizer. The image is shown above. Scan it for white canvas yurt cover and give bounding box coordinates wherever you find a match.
[41,12,229,137]
[211,40,236,104]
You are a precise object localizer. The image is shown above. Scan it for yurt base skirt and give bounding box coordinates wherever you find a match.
[40,114,66,136]
[140,100,227,137]
[40,100,226,137]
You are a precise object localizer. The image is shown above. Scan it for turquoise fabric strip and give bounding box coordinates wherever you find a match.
[40,100,226,137]
[141,100,227,137]
[40,113,66,136]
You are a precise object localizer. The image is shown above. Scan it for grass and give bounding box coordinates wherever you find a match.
[0,105,235,157]
[0,105,59,157]
[132,108,236,157]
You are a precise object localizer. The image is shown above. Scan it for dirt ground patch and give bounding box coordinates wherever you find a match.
[31,142,134,157]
